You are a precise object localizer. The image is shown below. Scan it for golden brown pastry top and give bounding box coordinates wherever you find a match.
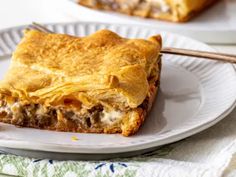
[0,29,161,109]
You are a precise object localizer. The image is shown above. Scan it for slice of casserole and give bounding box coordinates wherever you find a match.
[0,29,162,136]
[78,0,218,22]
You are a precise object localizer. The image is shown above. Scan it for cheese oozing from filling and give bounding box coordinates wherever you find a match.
[146,0,170,12]
[101,110,124,125]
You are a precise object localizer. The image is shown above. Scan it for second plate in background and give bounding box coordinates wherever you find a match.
[57,0,236,44]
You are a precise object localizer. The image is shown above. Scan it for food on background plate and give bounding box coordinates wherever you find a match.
[0,29,162,136]
[78,0,218,22]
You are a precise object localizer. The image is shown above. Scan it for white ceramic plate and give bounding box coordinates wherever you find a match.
[0,22,235,157]
[57,0,236,44]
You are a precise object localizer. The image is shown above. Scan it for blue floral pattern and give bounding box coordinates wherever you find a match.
[95,162,128,173]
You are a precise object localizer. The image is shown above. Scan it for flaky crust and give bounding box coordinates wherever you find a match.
[0,29,161,109]
[78,0,218,22]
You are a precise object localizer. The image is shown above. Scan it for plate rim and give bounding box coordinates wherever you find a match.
[0,21,235,154]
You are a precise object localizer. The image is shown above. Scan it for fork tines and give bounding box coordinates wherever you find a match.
[28,22,53,33]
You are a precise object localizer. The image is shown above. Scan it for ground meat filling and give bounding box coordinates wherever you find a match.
[0,100,107,129]
[0,97,152,130]
[61,105,104,129]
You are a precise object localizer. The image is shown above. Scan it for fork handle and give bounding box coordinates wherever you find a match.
[161,47,236,64]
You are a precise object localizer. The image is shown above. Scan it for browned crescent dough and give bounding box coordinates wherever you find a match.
[0,29,162,136]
